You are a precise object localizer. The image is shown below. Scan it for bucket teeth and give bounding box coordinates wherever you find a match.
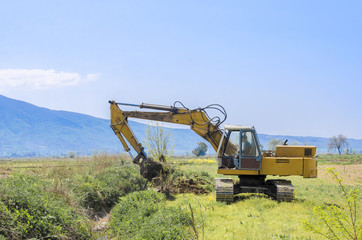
[216,178,234,203]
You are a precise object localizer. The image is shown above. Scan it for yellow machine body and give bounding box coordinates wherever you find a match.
[218,146,317,178]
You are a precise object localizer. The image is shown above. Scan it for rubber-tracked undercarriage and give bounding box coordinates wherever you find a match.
[216,176,294,203]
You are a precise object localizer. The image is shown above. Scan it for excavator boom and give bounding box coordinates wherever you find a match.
[109,101,226,163]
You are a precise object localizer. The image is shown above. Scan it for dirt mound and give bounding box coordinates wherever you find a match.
[171,177,212,194]
[140,158,164,181]
[139,158,214,195]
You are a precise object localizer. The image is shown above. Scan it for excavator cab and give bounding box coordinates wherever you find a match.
[218,125,262,170]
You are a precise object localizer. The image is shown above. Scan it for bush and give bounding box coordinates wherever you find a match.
[110,190,193,239]
[304,168,361,240]
[0,174,91,239]
[72,161,147,216]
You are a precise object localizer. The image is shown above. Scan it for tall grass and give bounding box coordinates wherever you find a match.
[0,153,145,239]
[110,190,193,239]
[304,167,361,240]
[0,154,361,239]
[0,174,92,239]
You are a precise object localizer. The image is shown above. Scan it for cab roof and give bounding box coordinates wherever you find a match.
[224,125,255,131]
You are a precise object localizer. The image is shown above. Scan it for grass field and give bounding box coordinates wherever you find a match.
[316,154,362,165]
[172,160,361,239]
[0,154,361,239]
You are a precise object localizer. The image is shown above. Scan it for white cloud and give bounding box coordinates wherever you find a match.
[0,69,100,90]
[85,73,100,81]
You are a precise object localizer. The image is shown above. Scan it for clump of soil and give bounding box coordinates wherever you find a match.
[139,157,214,195]
[171,177,212,194]
[153,170,214,196]
[140,158,164,181]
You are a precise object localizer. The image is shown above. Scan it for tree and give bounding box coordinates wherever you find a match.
[328,134,349,154]
[192,142,208,156]
[143,122,174,161]
[266,139,284,151]
[67,151,76,158]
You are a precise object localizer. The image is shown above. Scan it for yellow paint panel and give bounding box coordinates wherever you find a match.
[275,146,316,157]
[303,157,318,178]
[261,157,304,176]
[217,169,259,175]
[217,156,318,178]
[217,157,306,177]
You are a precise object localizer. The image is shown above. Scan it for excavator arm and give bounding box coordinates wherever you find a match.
[109,101,227,164]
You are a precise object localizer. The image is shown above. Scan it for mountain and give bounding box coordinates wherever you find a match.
[0,95,212,157]
[1,95,361,158]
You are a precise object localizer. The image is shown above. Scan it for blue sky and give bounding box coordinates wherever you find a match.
[0,1,361,138]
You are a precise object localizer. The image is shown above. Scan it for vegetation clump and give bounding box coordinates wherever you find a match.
[150,162,215,197]
[304,167,361,240]
[0,174,91,239]
[110,190,193,239]
[168,170,214,194]
[71,158,147,217]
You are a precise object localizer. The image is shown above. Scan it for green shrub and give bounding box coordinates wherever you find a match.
[304,168,361,240]
[0,174,91,239]
[0,201,15,237]
[72,162,147,215]
[141,207,193,239]
[110,190,193,239]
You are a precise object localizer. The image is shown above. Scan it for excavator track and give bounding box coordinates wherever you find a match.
[216,178,234,203]
[266,180,294,202]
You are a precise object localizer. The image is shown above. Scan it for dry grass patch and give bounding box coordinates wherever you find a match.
[318,164,362,185]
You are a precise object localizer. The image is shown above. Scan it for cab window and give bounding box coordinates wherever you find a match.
[224,131,240,157]
[241,131,259,157]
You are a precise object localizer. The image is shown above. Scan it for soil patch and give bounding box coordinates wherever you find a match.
[171,177,212,194]
[0,167,12,178]
[92,213,110,232]
[318,164,362,185]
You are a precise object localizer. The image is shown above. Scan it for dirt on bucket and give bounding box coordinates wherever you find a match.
[140,158,164,181]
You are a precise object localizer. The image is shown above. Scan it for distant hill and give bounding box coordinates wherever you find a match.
[1,95,361,158]
[0,95,212,157]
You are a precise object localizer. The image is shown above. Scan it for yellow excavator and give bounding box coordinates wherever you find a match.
[109,101,318,203]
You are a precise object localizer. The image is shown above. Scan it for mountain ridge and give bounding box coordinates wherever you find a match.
[1,95,361,158]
